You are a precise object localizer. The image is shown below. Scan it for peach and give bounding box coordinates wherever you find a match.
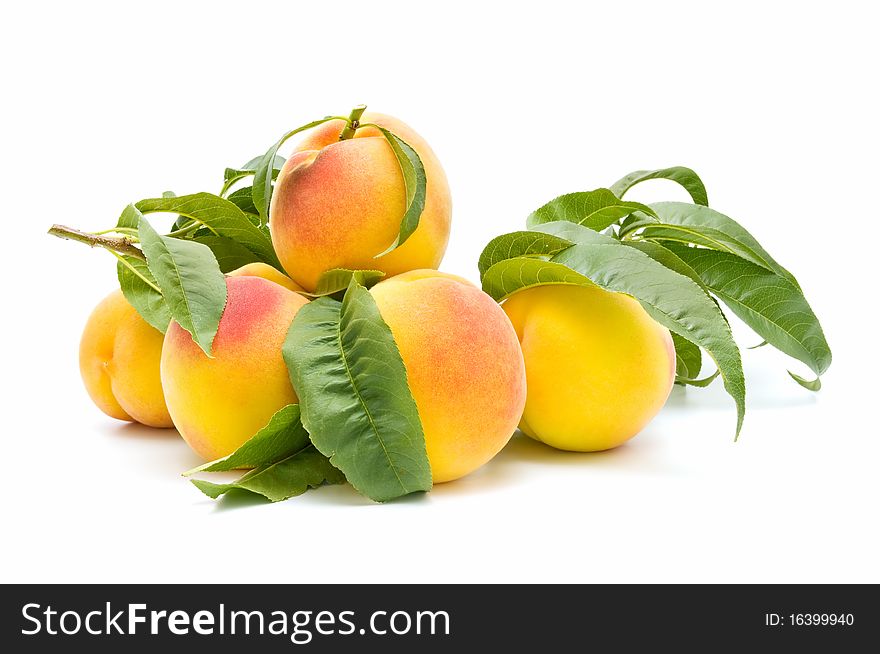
[370,270,526,483]
[79,290,173,428]
[227,262,305,293]
[160,276,308,461]
[269,112,451,291]
[502,284,676,452]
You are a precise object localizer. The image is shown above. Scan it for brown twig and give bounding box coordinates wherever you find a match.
[47,224,146,260]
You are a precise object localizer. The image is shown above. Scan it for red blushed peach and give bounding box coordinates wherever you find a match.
[269,112,451,291]
[369,270,527,483]
[160,276,308,461]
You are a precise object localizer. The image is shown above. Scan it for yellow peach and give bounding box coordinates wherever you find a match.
[227,262,305,293]
[160,276,308,461]
[269,112,451,291]
[502,284,676,452]
[79,290,173,428]
[370,270,526,483]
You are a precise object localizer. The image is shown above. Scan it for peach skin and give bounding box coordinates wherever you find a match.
[79,290,173,428]
[227,262,305,293]
[502,284,676,452]
[370,270,526,483]
[269,112,451,291]
[160,276,309,461]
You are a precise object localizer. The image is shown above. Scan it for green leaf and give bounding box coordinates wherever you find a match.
[371,126,427,257]
[191,446,345,502]
[148,192,190,232]
[112,204,171,331]
[224,154,285,184]
[308,268,386,298]
[788,371,822,391]
[283,280,431,502]
[138,217,227,357]
[610,167,709,206]
[492,221,746,436]
[617,210,656,237]
[526,189,658,232]
[477,231,574,279]
[116,254,171,332]
[253,117,340,222]
[185,404,310,475]
[622,239,707,290]
[481,257,597,301]
[192,235,262,273]
[625,202,798,287]
[137,192,281,270]
[664,243,831,383]
[671,332,702,380]
[670,332,720,387]
[602,225,619,239]
[637,223,779,273]
[678,370,721,388]
[227,186,259,217]
[116,203,142,231]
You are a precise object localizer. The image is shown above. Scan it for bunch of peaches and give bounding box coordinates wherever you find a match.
[65,108,675,500]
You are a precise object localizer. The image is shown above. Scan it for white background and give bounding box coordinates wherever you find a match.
[2,1,878,584]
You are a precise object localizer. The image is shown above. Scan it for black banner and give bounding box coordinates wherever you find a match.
[1,584,875,651]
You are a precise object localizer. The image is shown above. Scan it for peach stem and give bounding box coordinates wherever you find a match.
[338,104,367,140]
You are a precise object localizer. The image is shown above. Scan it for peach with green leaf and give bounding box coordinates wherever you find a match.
[160,276,309,461]
[369,270,527,482]
[502,284,675,452]
[269,109,452,291]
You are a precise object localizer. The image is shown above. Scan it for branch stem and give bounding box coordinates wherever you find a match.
[48,224,146,260]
